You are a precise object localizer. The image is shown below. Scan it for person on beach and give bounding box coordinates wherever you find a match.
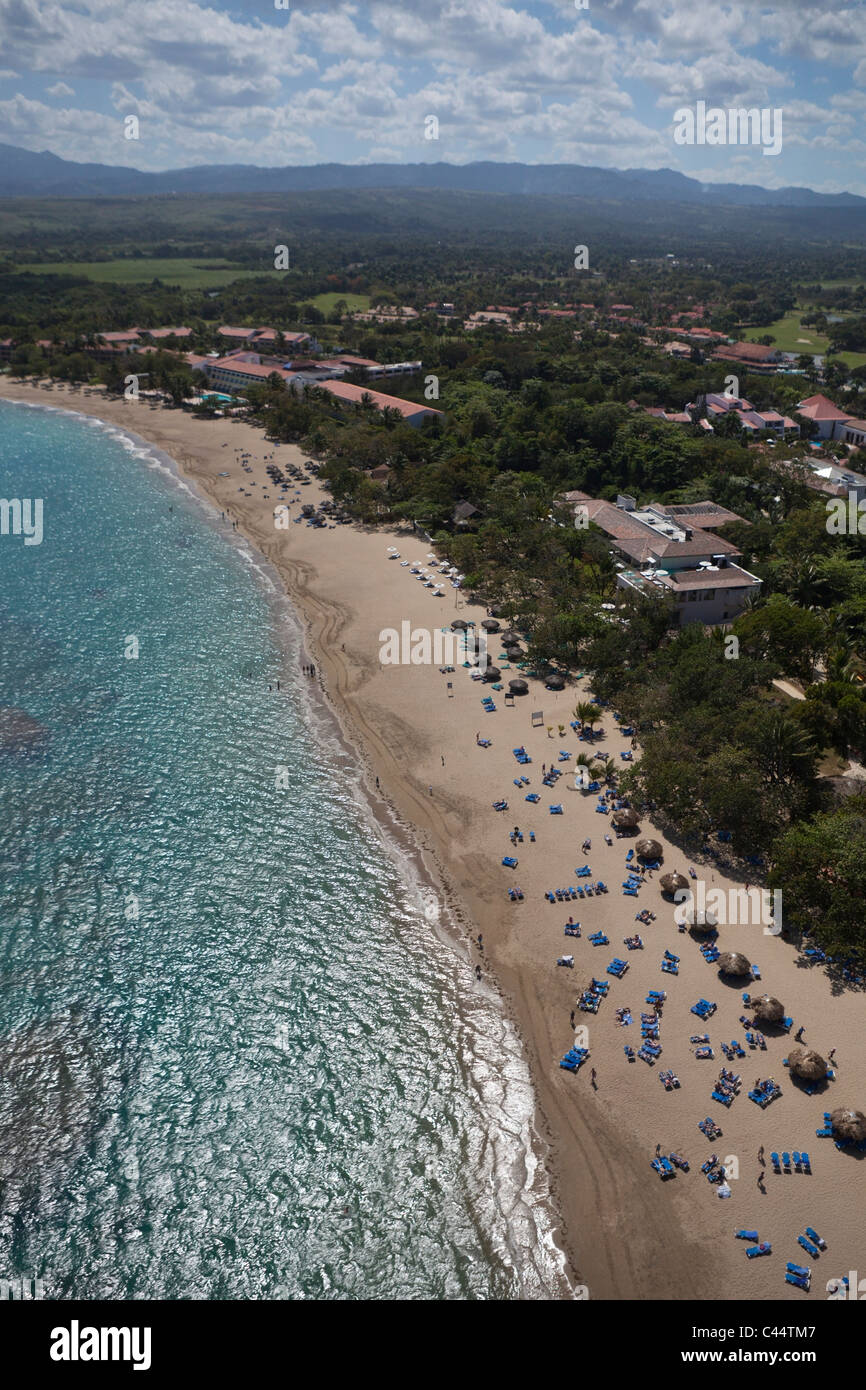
[758,1146,765,1165]
[570,1010,575,1028]
[829,1048,836,1062]
[795,1026,805,1042]
[590,1068,597,1087]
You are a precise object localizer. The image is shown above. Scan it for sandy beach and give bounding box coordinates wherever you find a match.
[5,375,865,1302]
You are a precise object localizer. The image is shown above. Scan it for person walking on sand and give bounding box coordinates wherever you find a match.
[655,1143,661,1157]
[590,1068,597,1087]
[570,1010,575,1028]
[758,1145,765,1166]
[829,1048,836,1063]
[757,1171,765,1190]
[795,1026,805,1042]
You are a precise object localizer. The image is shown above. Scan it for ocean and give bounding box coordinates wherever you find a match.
[0,400,568,1300]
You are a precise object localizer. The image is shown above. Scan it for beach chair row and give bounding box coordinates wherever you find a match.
[545,883,608,902]
[770,1151,811,1173]
[559,1045,590,1073]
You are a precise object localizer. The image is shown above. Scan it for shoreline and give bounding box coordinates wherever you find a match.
[1,382,576,1299]
[5,377,866,1302]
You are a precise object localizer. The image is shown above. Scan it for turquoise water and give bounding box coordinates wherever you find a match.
[0,401,567,1300]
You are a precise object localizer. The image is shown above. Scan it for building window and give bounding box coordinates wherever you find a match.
[703,590,715,601]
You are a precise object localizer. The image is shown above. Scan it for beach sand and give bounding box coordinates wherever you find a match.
[4,376,865,1301]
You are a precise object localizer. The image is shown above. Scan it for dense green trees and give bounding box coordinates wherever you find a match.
[769,799,866,963]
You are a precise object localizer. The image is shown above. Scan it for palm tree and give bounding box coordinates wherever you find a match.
[761,715,817,785]
[574,700,602,731]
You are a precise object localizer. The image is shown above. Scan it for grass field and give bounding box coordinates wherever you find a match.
[744,307,866,369]
[16,258,280,288]
[310,291,372,314]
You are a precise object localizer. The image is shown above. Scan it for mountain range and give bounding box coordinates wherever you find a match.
[0,143,864,208]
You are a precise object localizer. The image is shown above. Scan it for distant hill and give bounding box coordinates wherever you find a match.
[0,143,863,209]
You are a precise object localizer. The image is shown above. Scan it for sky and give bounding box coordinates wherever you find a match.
[0,0,865,193]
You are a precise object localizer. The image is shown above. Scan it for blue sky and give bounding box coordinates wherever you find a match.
[0,0,865,193]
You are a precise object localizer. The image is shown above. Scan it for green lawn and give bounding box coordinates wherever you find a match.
[16,257,280,288]
[744,307,866,369]
[743,311,829,355]
[309,291,372,314]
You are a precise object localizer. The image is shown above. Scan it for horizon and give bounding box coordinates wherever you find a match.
[1,1,865,195]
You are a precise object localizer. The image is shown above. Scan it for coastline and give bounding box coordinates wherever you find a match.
[0,381,575,1299]
[5,377,865,1302]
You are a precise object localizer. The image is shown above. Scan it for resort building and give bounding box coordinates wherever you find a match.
[202,357,294,391]
[312,379,442,427]
[712,341,782,373]
[839,418,866,450]
[217,326,320,353]
[564,492,760,625]
[691,392,799,436]
[795,393,855,440]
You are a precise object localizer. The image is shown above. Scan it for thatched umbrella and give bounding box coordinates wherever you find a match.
[660,871,689,896]
[502,630,522,644]
[788,1047,828,1082]
[636,837,663,860]
[830,1108,866,1142]
[481,618,500,632]
[752,995,785,1024]
[451,619,468,631]
[546,673,566,690]
[483,667,501,683]
[612,808,640,830]
[508,679,528,695]
[718,951,752,977]
[688,910,718,931]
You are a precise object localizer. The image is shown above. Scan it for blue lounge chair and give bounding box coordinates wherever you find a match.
[785,1272,810,1291]
[798,1235,820,1258]
[782,1152,791,1169]
[736,1229,759,1241]
[746,1243,772,1258]
[502,856,518,868]
[805,1226,825,1248]
[801,1151,811,1171]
